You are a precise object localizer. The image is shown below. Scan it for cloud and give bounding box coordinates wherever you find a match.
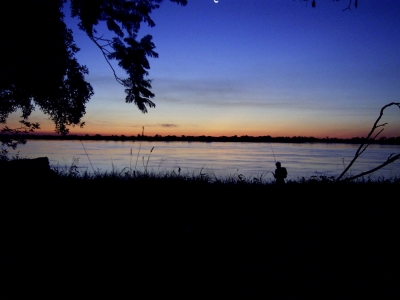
[152,77,243,103]
[160,123,178,128]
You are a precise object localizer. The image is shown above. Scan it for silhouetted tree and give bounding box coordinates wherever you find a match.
[0,0,187,145]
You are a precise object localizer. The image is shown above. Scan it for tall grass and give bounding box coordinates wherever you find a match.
[80,140,96,175]
[134,126,145,175]
[51,147,400,186]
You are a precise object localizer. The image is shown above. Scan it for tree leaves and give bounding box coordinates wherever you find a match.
[1,0,187,137]
[70,0,187,115]
[0,0,93,135]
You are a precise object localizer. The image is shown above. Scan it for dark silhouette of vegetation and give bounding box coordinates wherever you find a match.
[0,156,57,180]
[2,132,399,145]
[0,1,93,136]
[1,169,399,299]
[0,120,40,160]
[302,0,359,10]
[337,102,400,182]
[0,0,187,144]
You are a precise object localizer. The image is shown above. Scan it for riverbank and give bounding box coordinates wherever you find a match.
[2,132,400,145]
[1,176,399,299]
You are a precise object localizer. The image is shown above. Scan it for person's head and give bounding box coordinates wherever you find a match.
[276,161,281,168]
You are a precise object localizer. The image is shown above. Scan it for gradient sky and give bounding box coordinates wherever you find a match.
[7,0,400,138]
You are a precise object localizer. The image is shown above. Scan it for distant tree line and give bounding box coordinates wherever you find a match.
[1,133,399,145]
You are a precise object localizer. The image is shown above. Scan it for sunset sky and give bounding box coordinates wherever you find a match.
[7,0,400,138]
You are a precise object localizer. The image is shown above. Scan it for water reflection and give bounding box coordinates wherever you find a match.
[11,140,400,181]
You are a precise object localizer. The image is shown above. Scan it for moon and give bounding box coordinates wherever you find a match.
[214,0,218,3]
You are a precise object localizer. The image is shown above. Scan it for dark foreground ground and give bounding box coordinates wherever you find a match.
[1,177,399,299]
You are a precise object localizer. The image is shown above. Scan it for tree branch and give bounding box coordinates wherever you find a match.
[342,0,352,11]
[89,35,125,85]
[1,120,40,156]
[339,153,400,182]
[336,102,400,182]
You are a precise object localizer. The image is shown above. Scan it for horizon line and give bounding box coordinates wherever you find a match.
[4,132,400,141]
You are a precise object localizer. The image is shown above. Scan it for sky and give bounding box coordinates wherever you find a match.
[7,0,400,138]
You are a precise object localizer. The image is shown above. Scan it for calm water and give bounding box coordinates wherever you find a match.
[10,140,400,181]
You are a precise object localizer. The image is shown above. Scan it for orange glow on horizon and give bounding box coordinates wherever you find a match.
[30,125,396,140]
[6,109,399,140]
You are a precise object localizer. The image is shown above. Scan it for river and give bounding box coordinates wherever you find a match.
[8,140,400,182]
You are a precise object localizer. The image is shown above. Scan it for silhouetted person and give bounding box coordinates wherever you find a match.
[273,161,287,185]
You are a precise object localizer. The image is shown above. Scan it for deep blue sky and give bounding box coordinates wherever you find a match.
[11,0,400,138]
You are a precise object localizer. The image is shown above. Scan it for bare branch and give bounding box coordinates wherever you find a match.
[342,0,352,11]
[339,153,400,182]
[89,35,124,86]
[301,0,358,11]
[336,102,400,182]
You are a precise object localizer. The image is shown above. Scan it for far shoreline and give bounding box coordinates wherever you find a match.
[2,133,400,145]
